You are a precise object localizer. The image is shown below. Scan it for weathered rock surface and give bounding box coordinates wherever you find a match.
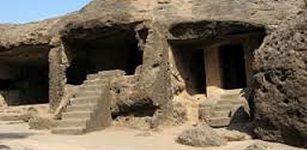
[253,11,307,148]
[0,94,7,108]
[0,0,305,48]
[176,125,227,147]
[28,116,57,130]
[215,128,252,142]
[0,0,305,147]
[245,141,271,150]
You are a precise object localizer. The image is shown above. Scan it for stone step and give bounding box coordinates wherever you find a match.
[82,81,101,86]
[72,96,100,105]
[216,99,244,105]
[208,117,231,127]
[84,79,105,84]
[210,110,231,118]
[57,119,88,128]
[79,88,102,93]
[51,74,113,135]
[84,79,102,84]
[67,104,97,112]
[76,90,102,97]
[220,93,241,100]
[81,84,102,91]
[0,113,22,121]
[213,104,234,111]
[0,109,21,113]
[51,127,86,135]
[87,74,100,80]
[62,111,92,119]
[98,70,126,77]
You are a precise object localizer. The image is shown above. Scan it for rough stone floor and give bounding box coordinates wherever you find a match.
[0,121,304,150]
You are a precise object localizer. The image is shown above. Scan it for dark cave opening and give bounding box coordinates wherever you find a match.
[0,45,50,106]
[0,64,49,106]
[219,44,247,89]
[170,45,207,96]
[111,100,159,119]
[65,30,144,85]
[189,49,207,94]
[169,21,266,100]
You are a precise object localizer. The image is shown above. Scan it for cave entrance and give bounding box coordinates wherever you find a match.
[65,30,143,85]
[170,32,265,98]
[170,45,207,96]
[189,49,206,94]
[0,46,50,106]
[219,44,247,89]
[204,42,252,97]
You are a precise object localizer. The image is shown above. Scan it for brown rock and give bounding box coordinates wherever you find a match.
[215,128,252,142]
[252,12,307,148]
[176,125,227,147]
[28,116,57,130]
[0,94,7,108]
[245,141,271,150]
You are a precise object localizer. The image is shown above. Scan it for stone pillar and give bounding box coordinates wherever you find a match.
[48,44,69,112]
[140,25,173,128]
[243,39,259,88]
[204,46,223,98]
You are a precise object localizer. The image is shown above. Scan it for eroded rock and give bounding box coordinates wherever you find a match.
[28,116,57,130]
[253,13,307,147]
[176,125,227,147]
[245,141,271,150]
[0,93,7,108]
[215,128,252,142]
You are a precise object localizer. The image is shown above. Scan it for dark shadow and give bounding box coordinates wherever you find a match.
[0,133,35,150]
[219,44,247,89]
[189,49,206,94]
[0,132,34,140]
[241,82,256,120]
[0,44,50,106]
[227,106,255,137]
[112,99,159,119]
[170,45,207,96]
[0,145,11,150]
[229,106,251,124]
[0,64,49,106]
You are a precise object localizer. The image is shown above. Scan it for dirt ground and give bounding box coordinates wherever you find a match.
[0,121,305,150]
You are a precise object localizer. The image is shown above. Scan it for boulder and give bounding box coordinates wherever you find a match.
[245,141,271,150]
[215,128,251,141]
[176,125,227,147]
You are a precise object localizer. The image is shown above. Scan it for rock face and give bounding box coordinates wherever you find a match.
[176,125,227,147]
[253,12,307,147]
[0,0,305,146]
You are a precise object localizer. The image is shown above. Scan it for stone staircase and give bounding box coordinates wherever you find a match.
[0,104,49,121]
[200,90,249,128]
[0,109,26,121]
[51,70,125,135]
[208,91,247,127]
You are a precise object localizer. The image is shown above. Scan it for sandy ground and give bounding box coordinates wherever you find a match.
[0,121,305,150]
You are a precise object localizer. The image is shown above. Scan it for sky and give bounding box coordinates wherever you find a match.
[0,0,92,24]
